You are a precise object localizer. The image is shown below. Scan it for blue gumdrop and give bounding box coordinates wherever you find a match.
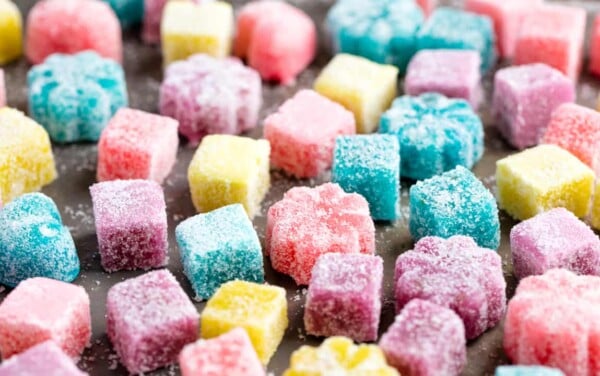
[102,0,144,28]
[28,51,128,143]
[380,93,483,181]
[409,166,500,249]
[0,193,80,287]
[332,134,400,221]
[175,204,264,300]
[495,366,565,376]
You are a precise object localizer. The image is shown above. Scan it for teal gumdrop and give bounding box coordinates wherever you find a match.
[495,366,565,376]
[102,0,144,28]
[0,193,80,287]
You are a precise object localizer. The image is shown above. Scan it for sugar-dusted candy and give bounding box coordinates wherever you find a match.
[416,7,496,72]
[304,253,383,342]
[380,93,483,181]
[314,54,398,134]
[0,0,22,65]
[395,236,506,339]
[379,299,466,376]
[160,54,261,146]
[90,180,168,272]
[201,280,287,365]
[493,64,575,150]
[496,144,594,220]
[161,1,233,65]
[590,15,600,77]
[0,69,5,107]
[283,337,398,376]
[102,0,143,28]
[28,51,128,143]
[26,0,122,64]
[514,5,586,81]
[0,277,91,359]
[0,108,56,202]
[107,270,199,374]
[267,183,375,285]
[405,50,482,108]
[179,328,265,376]
[0,341,88,376]
[326,0,423,73]
[0,193,79,287]
[332,135,400,221]
[175,204,264,300]
[143,0,209,44]
[264,90,355,178]
[97,108,178,183]
[496,366,565,376]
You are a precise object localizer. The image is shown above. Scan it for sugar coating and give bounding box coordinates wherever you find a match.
[405,50,482,108]
[514,5,586,81]
[326,0,424,73]
[395,236,506,339]
[102,0,143,28]
[267,183,375,285]
[493,64,575,150]
[591,15,600,77]
[106,270,199,374]
[379,299,466,376]
[496,144,595,220]
[26,0,122,64]
[283,337,399,376]
[201,280,288,365]
[504,269,600,376]
[143,0,209,43]
[0,277,91,359]
[304,253,383,342]
[314,53,398,134]
[0,341,88,376]
[264,90,355,178]
[28,51,128,143]
[0,193,79,287]
[179,328,265,376]
[160,54,261,146]
[0,0,22,65]
[97,108,179,183]
[496,366,565,376]
[416,7,496,72]
[0,69,5,107]
[332,134,400,221]
[175,204,264,300]
[0,108,56,202]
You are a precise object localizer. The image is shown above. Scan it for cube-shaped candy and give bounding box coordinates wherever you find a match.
[496,366,565,376]
[201,280,288,365]
[0,0,21,65]
[493,64,575,150]
[514,5,586,81]
[179,328,265,376]
[395,236,506,339]
[314,54,398,134]
[405,50,482,108]
[0,108,56,202]
[283,337,398,376]
[496,144,594,220]
[0,277,91,359]
[0,341,88,376]
[0,69,5,107]
[188,135,270,218]
[326,0,423,73]
[90,180,168,272]
[161,1,233,65]
[304,253,383,342]
[267,183,375,285]
[379,299,466,376]
[409,165,499,249]
[332,135,400,221]
[26,0,122,64]
[107,270,200,374]
[160,54,262,146]
[97,108,179,183]
[28,51,128,143]
[591,15,600,77]
[416,7,496,72]
[143,0,211,44]
[102,0,143,28]
[175,204,264,300]
[264,89,355,178]
[380,93,483,181]
[0,193,79,287]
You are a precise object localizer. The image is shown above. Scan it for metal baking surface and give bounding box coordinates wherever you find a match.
[2,1,600,375]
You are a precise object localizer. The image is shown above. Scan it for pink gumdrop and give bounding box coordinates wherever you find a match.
[590,15,600,77]
[0,341,88,376]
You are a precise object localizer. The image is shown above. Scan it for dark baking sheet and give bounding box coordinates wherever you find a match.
[2,0,600,375]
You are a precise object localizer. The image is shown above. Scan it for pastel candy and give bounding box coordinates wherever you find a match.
[0,341,88,376]
[266,183,375,285]
[591,182,600,230]
[591,15,600,77]
[175,204,264,300]
[0,277,91,359]
[0,69,5,107]
[106,270,200,374]
[102,0,143,28]
[28,51,128,143]
[395,236,506,339]
[496,366,565,376]
[143,0,212,44]
[0,0,22,65]
[0,193,79,287]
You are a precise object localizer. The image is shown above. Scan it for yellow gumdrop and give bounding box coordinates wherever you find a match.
[0,0,22,65]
